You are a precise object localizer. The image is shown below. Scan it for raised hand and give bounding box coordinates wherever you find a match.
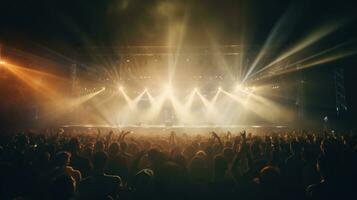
[211,131,219,139]
[240,130,246,140]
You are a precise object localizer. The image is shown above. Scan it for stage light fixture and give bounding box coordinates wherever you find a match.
[236,84,242,91]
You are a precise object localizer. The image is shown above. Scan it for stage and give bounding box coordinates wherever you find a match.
[61,124,289,135]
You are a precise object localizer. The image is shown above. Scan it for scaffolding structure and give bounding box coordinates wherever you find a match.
[334,67,348,116]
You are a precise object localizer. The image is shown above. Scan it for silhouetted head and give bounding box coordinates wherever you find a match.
[134,169,154,190]
[214,155,228,177]
[68,138,80,154]
[51,174,75,200]
[290,140,303,154]
[148,148,166,169]
[55,151,71,167]
[223,147,234,163]
[189,155,209,183]
[195,150,207,159]
[108,142,119,157]
[94,141,104,152]
[92,151,108,172]
[259,166,280,186]
[120,142,128,152]
[183,145,195,159]
[172,154,187,168]
[154,161,187,196]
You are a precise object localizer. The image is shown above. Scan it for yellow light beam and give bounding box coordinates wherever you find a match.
[255,49,357,81]
[251,18,349,78]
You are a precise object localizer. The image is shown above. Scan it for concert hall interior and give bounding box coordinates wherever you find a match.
[0,0,357,200]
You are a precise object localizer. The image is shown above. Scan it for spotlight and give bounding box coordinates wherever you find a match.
[218,87,222,91]
[164,84,172,91]
[119,86,124,91]
[236,84,242,91]
[194,87,198,92]
[0,60,6,65]
[102,87,106,90]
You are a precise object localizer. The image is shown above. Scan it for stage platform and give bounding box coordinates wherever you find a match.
[61,124,289,134]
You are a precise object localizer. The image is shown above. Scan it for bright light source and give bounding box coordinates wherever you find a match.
[102,87,106,90]
[194,87,198,92]
[0,60,6,65]
[236,84,242,91]
[164,84,172,91]
[119,86,124,91]
[218,87,222,91]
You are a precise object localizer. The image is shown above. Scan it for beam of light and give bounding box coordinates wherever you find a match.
[196,90,211,108]
[277,39,356,70]
[249,40,357,82]
[69,87,105,108]
[210,89,243,124]
[220,87,294,123]
[118,86,147,111]
[216,89,246,124]
[196,89,225,124]
[163,83,173,96]
[233,84,256,96]
[220,89,245,103]
[1,61,69,100]
[119,89,147,125]
[42,87,105,120]
[132,90,147,106]
[177,89,199,124]
[253,49,357,81]
[183,89,197,109]
[164,88,196,124]
[0,61,110,124]
[142,89,167,121]
[235,84,243,91]
[118,86,135,110]
[210,89,221,105]
[205,40,236,81]
[145,89,155,104]
[4,62,68,82]
[242,2,303,83]
[247,91,292,122]
[87,92,118,125]
[167,3,190,84]
[250,18,349,79]
[245,92,295,123]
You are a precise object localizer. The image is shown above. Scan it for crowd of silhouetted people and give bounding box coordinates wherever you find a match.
[0,127,356,200]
